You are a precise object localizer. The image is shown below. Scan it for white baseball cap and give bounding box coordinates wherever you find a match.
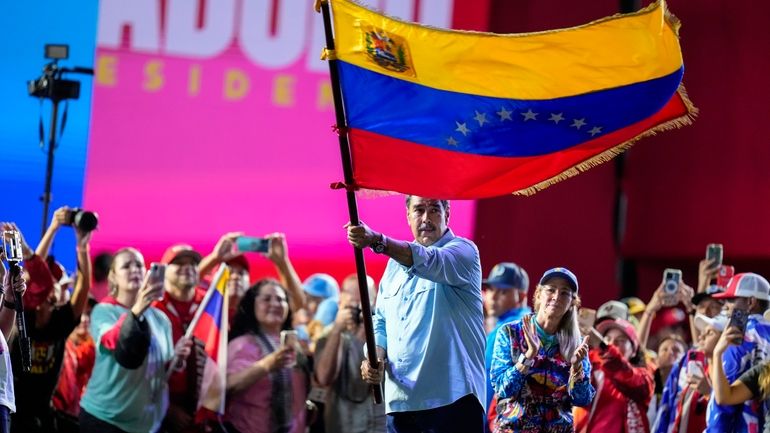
[712,273,770,301]
[693,313,728,332]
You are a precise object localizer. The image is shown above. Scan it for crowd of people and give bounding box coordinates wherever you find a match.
[0,197,768,433]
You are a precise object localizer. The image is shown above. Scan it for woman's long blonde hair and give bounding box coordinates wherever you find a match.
[758,363,770,400]
[532,284,583,361]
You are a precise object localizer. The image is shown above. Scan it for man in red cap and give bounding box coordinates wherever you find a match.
[706,272,770,432]
[152,242,206,433]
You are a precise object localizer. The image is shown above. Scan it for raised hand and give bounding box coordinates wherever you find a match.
[265,233,288,263]
[698,258,719,292]
[260,346,295,372]
[344,221,377,249]
[522,315,541,360]
[213,232,244,262]
[714,326,744,355]
[571,335,590,367]
[131,272,163,317]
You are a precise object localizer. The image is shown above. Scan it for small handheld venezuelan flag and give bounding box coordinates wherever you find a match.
[327,0,696,198]
[190,265,230,415]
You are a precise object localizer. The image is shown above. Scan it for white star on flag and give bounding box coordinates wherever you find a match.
[548,113,565,124]
[446,136,458,146]
[571,118,587,129]
[455,122,470,136]
[521,109,538,121]
[497,107,512,121]
[588,126,603,136]
[473,111,488,127]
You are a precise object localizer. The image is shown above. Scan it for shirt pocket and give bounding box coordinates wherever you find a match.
[405,280,436,298]
[380,272,407,299]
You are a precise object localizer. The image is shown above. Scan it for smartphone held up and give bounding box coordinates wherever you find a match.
[236,236,271,253]
[662,268,682,306]
[280,330,299,368]
[149,262,166,301]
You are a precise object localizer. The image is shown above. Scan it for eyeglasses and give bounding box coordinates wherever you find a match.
[256,295,288,304]
[543,286,573,299]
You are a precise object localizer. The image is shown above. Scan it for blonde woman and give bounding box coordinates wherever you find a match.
[490,267,593,433]
[79,248,191,433]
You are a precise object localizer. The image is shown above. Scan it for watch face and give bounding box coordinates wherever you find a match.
[372,242,386,253]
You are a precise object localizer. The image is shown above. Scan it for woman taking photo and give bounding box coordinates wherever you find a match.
[225,279,309,433]
[490,267,594,433]
[79,248,191,433]
[574,317,654,433]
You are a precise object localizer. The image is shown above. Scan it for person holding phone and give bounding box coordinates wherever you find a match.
[705,272,770,432]
[79,247,192,433]
[574,317,654,433]
[711,308,770,433]
[0,245,27,433]
[490,268,593,433]
[1,217,93,433]
[225,278,309,433]
[652,313,726,433]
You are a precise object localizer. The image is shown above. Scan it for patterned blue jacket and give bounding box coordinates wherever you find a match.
[490,316,594,433]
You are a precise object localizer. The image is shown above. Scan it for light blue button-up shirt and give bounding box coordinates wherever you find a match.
[373,228,485,414]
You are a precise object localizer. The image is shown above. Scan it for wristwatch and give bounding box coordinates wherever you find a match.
[370,233,387,254]
[517,353,535,368]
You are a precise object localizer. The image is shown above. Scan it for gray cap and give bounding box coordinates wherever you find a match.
[596,300,629,323]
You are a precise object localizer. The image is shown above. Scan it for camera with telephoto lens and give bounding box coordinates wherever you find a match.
[66,208,98,232]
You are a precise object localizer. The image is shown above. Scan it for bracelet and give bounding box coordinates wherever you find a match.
[3,300,16,310]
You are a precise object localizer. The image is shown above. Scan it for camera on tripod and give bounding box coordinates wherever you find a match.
[27,44,91,102]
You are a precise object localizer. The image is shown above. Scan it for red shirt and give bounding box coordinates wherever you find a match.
[153,287,207,343]
[152,287,207,407]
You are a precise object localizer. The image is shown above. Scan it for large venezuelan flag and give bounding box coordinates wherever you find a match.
[190,265,230,414]
[329,0,696,198]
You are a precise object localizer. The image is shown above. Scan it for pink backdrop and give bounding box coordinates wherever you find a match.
[84,0,488,282]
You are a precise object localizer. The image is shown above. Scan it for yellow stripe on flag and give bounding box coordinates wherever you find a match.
[330,0,683,99]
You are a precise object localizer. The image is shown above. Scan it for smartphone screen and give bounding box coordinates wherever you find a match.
[149,263,166,284]
[662,268,682,306]
[728,308,749,336]
[236,236,270,253]
[149,263,166,300]
[280,330,299,350]
[706,244,724,268]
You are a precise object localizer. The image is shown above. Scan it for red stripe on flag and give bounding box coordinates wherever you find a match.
[349,93,688,199]
[192,313,221,362]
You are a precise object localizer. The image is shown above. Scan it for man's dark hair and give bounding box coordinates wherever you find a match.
[404,195,450,212]
[93,252,113,283]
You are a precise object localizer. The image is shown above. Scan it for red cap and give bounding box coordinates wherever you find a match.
[24,255,56,310]
[160,244,202,265]
[596,318,640,351]
[225,255,250,272]
[712,273,770,301]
